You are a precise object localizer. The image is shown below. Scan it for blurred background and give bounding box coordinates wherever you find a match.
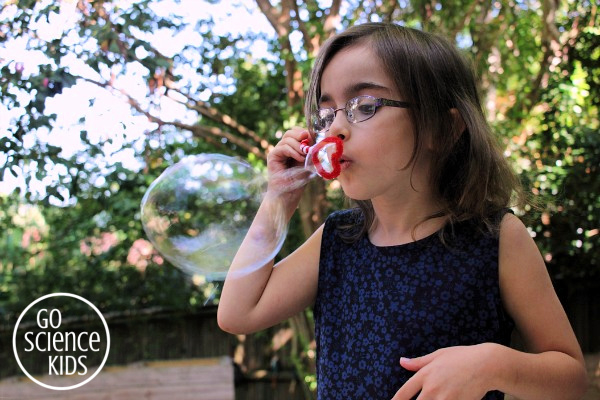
[0,0,598,399]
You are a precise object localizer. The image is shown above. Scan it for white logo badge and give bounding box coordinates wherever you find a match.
[12,293,111,390]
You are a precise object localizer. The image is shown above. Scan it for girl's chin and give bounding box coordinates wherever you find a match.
[338,180,372,202]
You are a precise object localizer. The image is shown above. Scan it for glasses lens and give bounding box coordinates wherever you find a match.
[349,96,378,123]
[312,108,333,133]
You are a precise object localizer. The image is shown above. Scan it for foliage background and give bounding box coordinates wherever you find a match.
[1,0,598,395]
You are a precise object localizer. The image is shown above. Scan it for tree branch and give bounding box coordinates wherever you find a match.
[506,1,581,123]
[472,1,497,73]
[290,0,314,54]
[450,0,481,38]
[165,88,269,151]
[255,0,284,35]
[383,0,399,24]
[324,0,342,38]
[255,0,302,106]
[77,76,267,160]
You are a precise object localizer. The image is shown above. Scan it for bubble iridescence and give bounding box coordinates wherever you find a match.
[141,154,285,281]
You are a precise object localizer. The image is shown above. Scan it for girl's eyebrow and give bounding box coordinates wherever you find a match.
[318,81,390,105]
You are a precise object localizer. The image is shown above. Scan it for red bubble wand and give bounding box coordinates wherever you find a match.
[300,137,344,180]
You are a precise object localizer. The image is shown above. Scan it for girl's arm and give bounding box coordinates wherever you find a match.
[217,127,322,335]
[392,213,588,400]
[489,213,588,399]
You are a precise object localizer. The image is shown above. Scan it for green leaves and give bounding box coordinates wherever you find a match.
[511,11,600,283]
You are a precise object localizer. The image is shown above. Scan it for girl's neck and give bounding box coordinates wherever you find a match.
[368,188,446,247]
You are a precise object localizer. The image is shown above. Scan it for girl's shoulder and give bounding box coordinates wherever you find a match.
[326,208,362,224]
[325,208,364,232]
[322,208,365,244]
[453,207,514,240]
[498,211,530,245]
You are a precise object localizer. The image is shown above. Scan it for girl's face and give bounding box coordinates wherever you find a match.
[319,42,426,201]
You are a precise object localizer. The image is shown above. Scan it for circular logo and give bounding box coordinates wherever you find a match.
[12,293,111,390]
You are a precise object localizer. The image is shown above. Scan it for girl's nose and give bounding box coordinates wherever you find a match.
[327,111,350,141]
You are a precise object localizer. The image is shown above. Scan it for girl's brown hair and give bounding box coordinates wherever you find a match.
[304,23,524,241]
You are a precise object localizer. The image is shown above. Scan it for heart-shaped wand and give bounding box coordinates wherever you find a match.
[300,137,344,180]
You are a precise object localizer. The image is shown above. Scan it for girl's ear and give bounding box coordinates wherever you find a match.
[449,108,466,139]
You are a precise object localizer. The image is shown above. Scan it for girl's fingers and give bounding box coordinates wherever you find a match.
[266,129,312,199]
[390,374,422,400]
[400,350,438,371]
[275,142,306,163]
[282,127,310,140]
[269,128,311,165]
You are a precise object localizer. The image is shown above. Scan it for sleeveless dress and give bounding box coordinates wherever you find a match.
[314,209,514,399]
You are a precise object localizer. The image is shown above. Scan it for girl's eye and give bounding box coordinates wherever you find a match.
[357,104,376,115]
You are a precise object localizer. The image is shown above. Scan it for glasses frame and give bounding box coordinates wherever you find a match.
[311,94,412,134]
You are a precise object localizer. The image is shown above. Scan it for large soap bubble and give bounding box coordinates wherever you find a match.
[140,154,287,281]
[140,136,343,283]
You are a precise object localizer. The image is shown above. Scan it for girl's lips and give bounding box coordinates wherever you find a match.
[339,157,352,170]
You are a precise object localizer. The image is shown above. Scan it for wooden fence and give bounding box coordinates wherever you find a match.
[1,283,598,399]
[554,281,600,353]
[1,306,306,400]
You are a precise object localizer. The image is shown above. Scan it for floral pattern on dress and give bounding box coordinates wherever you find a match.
[314,209,514,400]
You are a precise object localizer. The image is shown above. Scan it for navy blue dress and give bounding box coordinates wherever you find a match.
[314,209,514,399]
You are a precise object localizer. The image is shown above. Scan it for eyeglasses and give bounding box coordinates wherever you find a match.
[311,95,411,134]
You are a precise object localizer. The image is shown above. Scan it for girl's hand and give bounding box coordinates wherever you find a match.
[265,127,312,211]
[267,127,310,175]
[391,344,497,400]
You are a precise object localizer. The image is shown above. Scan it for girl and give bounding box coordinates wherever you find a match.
[217,23,588,399]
